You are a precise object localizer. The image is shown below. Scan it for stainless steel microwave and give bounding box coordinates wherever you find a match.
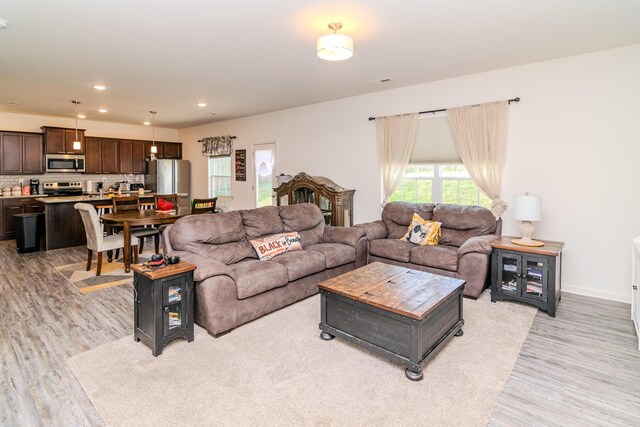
[45,154,86,173]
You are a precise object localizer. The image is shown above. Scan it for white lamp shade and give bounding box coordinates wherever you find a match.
[150,145,158,154]
[317,34,353,61]
[72,141,81,150]
[513,195,541,221]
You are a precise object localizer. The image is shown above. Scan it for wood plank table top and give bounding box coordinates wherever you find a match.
[318,262,465,320]
[492,236,564,256]
[131,261,196,280]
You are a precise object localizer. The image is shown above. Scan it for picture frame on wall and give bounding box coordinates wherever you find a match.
[235,149,246,181]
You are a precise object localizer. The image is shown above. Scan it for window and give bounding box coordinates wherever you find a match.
[208,156,231,197]
[390,164,491,208]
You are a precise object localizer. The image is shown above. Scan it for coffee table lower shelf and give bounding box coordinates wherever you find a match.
[319,289,464,381]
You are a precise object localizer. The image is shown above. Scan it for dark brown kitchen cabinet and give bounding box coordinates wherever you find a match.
[163,143,182,159]
[0,132,44,174]
[42,126,85,154]
[85,137,102,173]
[1,133,22,173]
[101,139,119,174]
[119,140,133,173]
[132,141,146,173]
[0,198,44,240]
[145,141,163,158]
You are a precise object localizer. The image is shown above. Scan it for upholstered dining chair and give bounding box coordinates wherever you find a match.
[215,195,234,212]
[75,203,139,276]
[112,195,160,254]
[192,197,218,214]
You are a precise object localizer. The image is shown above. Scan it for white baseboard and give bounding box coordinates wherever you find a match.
[562,283,631,304]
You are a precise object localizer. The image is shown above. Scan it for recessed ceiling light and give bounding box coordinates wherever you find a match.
[6,101,17,106]
[143,121,151,126]
[207,112,216,116]
[0,19,8,30]
[77,114,86,119]
[380,78,392,83]
[98,108,108,113]
[93,85,107,91]
[197,102,207,107]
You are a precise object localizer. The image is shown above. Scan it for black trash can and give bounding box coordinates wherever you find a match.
[14,212,41,253]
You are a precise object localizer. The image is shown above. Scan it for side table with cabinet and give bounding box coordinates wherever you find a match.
[490,237,564,317]
[131,262,196,356]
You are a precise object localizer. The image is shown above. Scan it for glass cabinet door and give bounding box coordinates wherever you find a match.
[497,252,521,294]
[523,257,548,301]
[319,195,332,225]
[293,187,315,204]
[164,279,185,335]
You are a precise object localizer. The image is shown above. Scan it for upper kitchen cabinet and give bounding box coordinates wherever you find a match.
[144,141,163,159]
[118,140,146,174]
[162,142,182,159]
[84,137,118,174]
[0,131,44,174]
[42,126,85,154]
[84,137,102,174]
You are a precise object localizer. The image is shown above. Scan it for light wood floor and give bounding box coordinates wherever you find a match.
[1,240,639,426]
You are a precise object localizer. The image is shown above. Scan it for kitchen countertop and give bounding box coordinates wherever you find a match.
[36,193,188,204]
[0,194,48,199]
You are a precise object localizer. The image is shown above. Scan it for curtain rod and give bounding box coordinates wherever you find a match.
[198,135,237,142]
[367,97,521,121]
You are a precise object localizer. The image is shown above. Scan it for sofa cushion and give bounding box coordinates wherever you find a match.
[270,250,326,281]
[279,204,326,247]
[432,204,497,247]
[410,245,459,272]
[197,240,257,265]
[369,239,414,263]
[230,259,288,299]
[399,213,442,246]
[305,243,356,268]
[240,206,284,239]
[250,232,302,260]
[168,211,246,253]
[382,202,436,239]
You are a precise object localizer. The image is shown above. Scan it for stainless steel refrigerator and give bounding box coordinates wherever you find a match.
[145,160,190,207]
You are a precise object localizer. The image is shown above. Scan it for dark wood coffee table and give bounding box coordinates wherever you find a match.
[318,262,465,381]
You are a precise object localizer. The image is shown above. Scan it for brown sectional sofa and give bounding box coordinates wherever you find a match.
[355,202,501,298]
[163,203,367,336]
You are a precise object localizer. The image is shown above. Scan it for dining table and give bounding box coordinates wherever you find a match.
[101,207,192,273]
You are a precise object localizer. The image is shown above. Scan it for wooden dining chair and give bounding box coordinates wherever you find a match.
[111,195,160,254]
[154,193,179,210]
[192,197,218,214]
[75,203,139,276]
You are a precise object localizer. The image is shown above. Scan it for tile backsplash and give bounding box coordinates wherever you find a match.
[0,173,144,193]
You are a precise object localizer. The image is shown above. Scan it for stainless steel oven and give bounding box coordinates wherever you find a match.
[45,154,85,173]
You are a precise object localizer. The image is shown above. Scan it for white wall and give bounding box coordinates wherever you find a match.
[178,44,640,303]
[0,111,178,141]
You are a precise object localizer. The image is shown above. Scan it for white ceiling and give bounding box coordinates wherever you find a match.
[1,0,639,129]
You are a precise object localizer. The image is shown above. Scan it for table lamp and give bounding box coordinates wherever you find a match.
[511,193,543,247]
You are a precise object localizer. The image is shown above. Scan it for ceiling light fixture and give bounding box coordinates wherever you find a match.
[143,121,151,126]
[0,19,8,29]
[71,100,82,150]
[197,102,207,107]
[98,108,108,113]
[6,101,17,106]
[149,111,158,154]
[317,22,353,61]
[93,84,107,91]
[77,114,86,119]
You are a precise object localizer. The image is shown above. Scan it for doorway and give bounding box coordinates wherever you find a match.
[253,142,277,208]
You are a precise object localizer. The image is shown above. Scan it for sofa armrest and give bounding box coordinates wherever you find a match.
[323,226,366,247]
[167,250,236,282]
[353,220,387,241]
[458,235,498,257]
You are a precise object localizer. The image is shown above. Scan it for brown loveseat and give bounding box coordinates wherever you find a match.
[163,203,367,336]
[355,202,500,298]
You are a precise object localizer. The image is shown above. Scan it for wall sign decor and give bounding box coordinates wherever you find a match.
[199,135,236,157]
[235,149,246,181]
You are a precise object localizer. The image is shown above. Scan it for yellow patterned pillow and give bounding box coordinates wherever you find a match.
[399,213,442,246]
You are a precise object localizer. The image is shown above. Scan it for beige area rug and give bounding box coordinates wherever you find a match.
[55,249,155,294]
[68,291,537,426]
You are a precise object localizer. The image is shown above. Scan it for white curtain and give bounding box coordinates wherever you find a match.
[447,101,509,218]
[376,113,419,206]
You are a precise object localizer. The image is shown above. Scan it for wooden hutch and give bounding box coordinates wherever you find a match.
[274,172,355,226]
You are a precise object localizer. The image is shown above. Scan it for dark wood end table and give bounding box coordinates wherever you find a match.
[318,262,465,381]
[490,236,564,317]
[132,262,196,356]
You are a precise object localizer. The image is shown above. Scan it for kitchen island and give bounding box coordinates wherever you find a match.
[35,193,187,250]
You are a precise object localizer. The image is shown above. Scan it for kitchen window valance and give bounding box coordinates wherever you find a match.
[200,135,235,157]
